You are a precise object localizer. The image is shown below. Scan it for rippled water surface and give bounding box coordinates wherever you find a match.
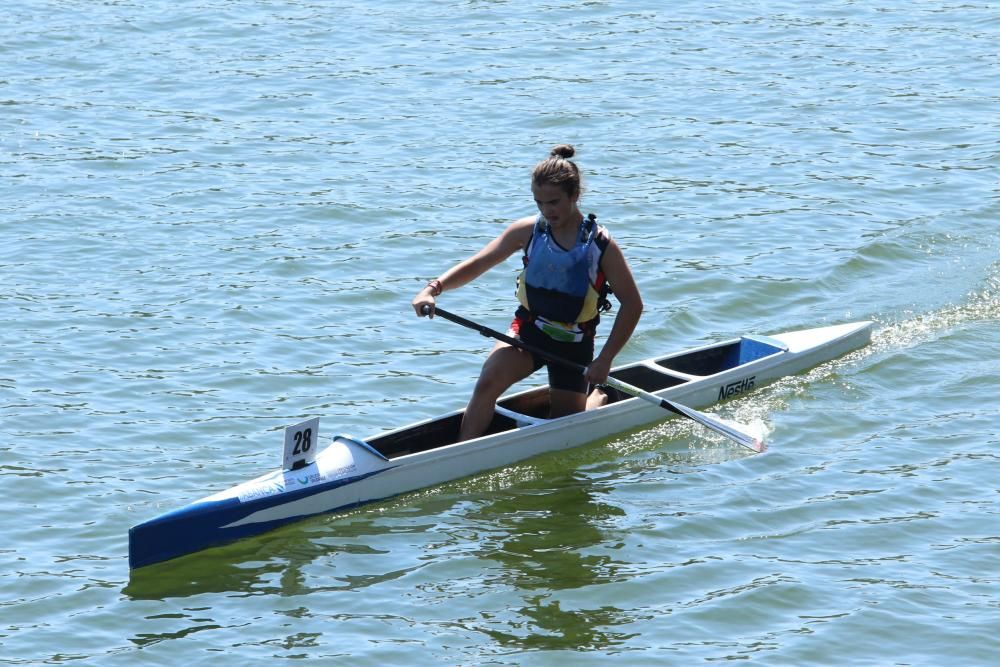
[2,1,998,664]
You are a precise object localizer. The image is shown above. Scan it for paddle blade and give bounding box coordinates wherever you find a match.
[715,417,767,453]
[603,376,765,453]
[664,399,766,453]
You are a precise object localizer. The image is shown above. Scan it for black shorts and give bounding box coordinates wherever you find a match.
[513,314,595,394]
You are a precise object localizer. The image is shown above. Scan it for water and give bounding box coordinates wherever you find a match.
[2,0,998,664]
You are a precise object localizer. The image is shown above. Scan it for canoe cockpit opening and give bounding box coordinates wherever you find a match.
[366,413,465,459]
[366,380,649,460]
[605,365,688,393]
[653,337,784,376]
[354,338,786,460]
[496,387,551,420]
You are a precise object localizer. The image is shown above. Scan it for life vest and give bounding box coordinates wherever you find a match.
[515,213,612,340]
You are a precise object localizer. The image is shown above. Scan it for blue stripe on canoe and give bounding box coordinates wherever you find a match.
[128,467,394,569]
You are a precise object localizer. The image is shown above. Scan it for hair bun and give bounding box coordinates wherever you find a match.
[550,144,575,159]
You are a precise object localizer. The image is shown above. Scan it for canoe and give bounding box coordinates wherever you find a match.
[128,320,873,569]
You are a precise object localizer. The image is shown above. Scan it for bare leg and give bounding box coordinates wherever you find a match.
[549,387,587,418]
[459,343,537,441]
[586,387,609,410]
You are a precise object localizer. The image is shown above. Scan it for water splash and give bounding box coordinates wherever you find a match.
[675,265,1000,453]
[871,263,1000,354]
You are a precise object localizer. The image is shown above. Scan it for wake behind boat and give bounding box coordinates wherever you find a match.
[128,320,873,569]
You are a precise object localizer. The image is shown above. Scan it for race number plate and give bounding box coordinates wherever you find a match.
[283,417,320,471]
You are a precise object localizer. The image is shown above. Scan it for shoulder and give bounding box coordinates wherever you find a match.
[596,228,630,270]
[491,215,538,255]
[511,215,538,231]
[505,215,539,242]
[593,222,612,250]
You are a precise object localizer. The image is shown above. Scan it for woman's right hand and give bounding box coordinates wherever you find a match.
[412,288,436,317]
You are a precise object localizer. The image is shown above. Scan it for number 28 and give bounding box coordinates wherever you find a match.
[293,428,312,455]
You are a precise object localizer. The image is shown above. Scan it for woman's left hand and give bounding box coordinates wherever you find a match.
[584,354,613,386]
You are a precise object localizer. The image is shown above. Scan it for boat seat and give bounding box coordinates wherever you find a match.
[640,361,698,380]
[494,405,549,428]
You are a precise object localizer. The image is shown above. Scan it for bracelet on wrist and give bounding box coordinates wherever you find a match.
[426,279,443,297]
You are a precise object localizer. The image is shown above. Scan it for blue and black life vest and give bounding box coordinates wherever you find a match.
[515,213,612,332]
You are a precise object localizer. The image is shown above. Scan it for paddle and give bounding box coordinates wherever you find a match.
[422,305,764,452]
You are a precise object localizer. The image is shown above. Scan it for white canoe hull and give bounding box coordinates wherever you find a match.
[129,320,872,569]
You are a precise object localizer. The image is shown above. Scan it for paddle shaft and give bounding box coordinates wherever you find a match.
[422,305,763,451]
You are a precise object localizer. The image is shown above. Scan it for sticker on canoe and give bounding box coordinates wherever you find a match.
[718,376,755,401]
[236,477,285,503]
[234,463,361,503]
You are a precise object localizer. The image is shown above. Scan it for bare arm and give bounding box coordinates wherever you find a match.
[412,217,535,316]
[585,238,643,384]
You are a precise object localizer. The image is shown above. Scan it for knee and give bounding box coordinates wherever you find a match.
[471,371,508,403]
[586,387,609,410]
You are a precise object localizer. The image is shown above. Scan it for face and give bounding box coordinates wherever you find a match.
[531,182,580,227]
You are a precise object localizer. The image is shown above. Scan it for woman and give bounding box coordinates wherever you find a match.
[412,144,643,441]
